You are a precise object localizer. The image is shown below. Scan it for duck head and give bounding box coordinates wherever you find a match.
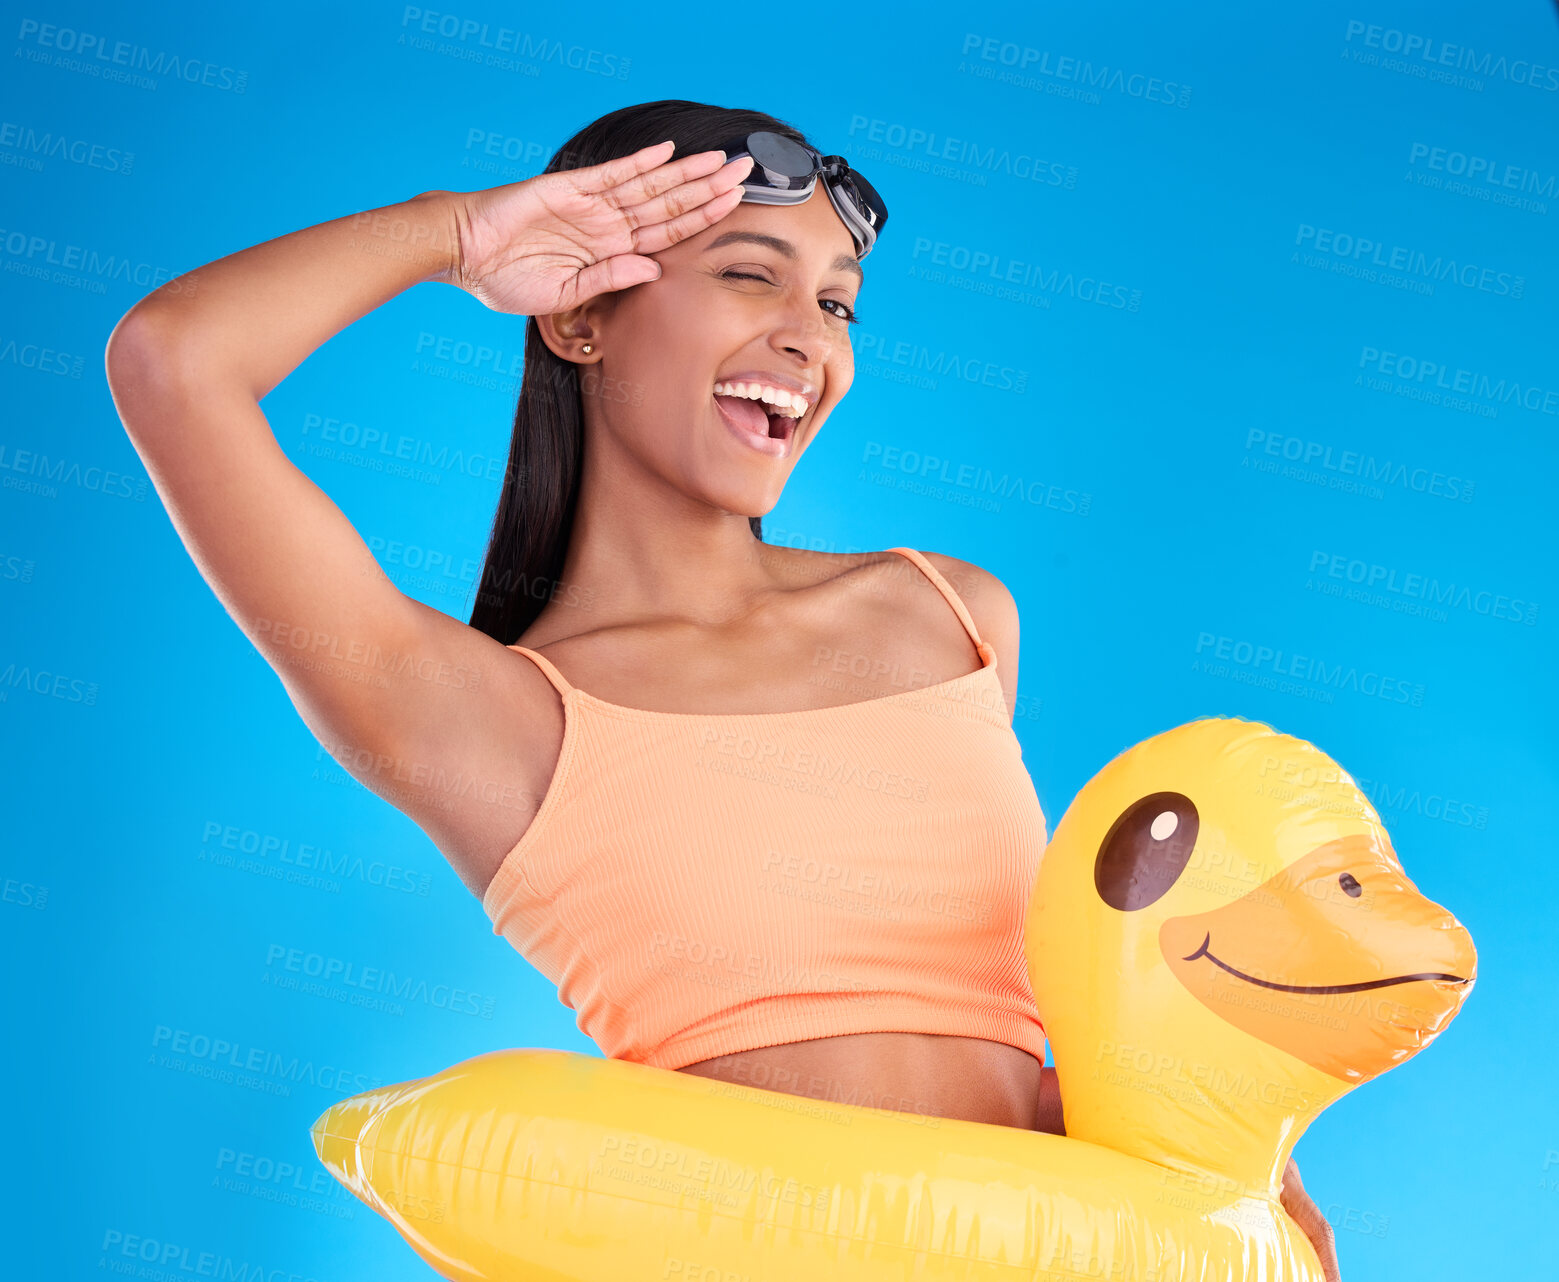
[1025,717,1476,1196]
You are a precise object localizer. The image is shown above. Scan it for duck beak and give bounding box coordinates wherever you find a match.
[1159,833,1477,1083]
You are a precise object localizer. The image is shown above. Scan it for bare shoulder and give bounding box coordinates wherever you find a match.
[902,549,1023,725]
[911,550,1021,651]
[778,544,1018,644]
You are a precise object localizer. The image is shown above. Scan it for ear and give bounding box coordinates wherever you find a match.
[534,308,591,363]
[534,294,618,363]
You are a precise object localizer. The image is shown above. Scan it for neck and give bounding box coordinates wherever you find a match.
[552,440,789,634]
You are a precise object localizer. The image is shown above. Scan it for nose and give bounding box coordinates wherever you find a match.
[768,286,837,368]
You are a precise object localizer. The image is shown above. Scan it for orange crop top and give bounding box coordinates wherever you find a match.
[481,547,1050,1070]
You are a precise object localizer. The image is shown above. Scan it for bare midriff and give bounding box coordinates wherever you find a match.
[675,1030,1043,1129]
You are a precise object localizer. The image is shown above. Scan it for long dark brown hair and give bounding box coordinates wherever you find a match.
[467,99,821,645]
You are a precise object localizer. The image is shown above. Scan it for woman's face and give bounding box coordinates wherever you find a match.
[565,183,862,517]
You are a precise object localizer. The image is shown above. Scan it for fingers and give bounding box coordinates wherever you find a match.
[567,139,679,194]
[556,142,755,255]
[568,253,664,307]
[1290,1204,1341,1281]
[1280,1160,1342,1281]
[620,155,756,256]
[609,149,753,234]
[1311,1219,1342,1282]
[574,141,734,207]
[620,147,752,206]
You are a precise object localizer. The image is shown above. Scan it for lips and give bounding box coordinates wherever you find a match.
[710,371,818,459]
[714,371,817,408]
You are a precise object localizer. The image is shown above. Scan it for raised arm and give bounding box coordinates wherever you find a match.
[103,190,550,894]
[104,146,759,896]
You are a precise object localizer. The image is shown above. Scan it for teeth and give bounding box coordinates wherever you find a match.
[714,380,807,418]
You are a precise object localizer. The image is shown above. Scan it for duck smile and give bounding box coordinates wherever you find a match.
[1180,932,1469,995]
[1158,832,1478,1082]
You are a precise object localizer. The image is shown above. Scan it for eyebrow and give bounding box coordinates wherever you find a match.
[703,230,864,285]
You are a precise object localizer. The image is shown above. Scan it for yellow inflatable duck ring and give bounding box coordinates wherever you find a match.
[312,717,1476,1280]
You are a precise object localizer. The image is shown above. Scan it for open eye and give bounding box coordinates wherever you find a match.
[1094,791,1200,911]
[721,271,860,325]
[1338,872,1362,898]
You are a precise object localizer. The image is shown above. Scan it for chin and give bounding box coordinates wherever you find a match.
[701,479,785,521]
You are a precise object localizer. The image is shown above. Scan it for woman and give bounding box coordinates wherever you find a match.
[105,99,1339,1277]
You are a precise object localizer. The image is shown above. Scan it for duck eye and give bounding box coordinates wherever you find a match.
[1338,872,1363,898]
[1094,791,1199,912]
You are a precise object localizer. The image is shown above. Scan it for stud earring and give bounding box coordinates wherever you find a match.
[581,343,594,355]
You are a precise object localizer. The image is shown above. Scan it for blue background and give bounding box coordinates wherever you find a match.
[3,1,1555,1277]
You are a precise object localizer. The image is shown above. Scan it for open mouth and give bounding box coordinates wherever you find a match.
[766,409,797,441]
[712,390,803,444]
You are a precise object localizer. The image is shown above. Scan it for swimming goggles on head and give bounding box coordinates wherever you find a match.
[713,130,889,260]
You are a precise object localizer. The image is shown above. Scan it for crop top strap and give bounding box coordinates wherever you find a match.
[507,644,575,699]
[887,547,996,664]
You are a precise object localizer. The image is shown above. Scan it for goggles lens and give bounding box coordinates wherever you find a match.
[716,130,888,258]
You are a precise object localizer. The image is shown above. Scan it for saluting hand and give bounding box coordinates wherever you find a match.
[438,140,755,318]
